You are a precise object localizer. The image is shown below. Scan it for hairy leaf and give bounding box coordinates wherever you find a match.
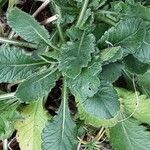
[124,55,149,75]
[15,70,60,102]
[60,33,95,78]
[110,118,150,150]
[100,62,123,83]
[137,69,150,97]
[116,88,150,124]
[100,46,123,64]
[76,82,120,127]
[7,7,50,44]
[67,59,101,99]
[0,94,20,140]
[0,45,46,83]
[42,95,78,150]
[98,18,146,55]
[15,98,49,150]
[134,27,150,64]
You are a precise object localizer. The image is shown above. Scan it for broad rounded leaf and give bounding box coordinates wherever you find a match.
[124,55,149,74]
[76,82,120,127]
[100,62,123,83]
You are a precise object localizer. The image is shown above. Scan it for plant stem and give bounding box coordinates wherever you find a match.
[55,5,65,43]
[62,77,68,105]
[62,77,68,137]
[0,92,15,100]
[95,15,116,26]
[0,37,37,49]
[76,0,89,27]
[3,139,8,150]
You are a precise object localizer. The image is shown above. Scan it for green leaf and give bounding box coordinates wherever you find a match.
[60,33,95,78]
[67,59,101,99]
[7,7,50,44]
[15,69,60,102]
[137,69,150,97]
[0,45,46,83]
[124,55,149,75]
[42,93,78,150]
[100,46,123,64]
[98,18,146,55]
[119,2,150,21]
[76,82,120,127]
[100,62,123,83]
[110,118,150,150]
[89,0,107,10]
[134,27,150,64]
[116,88,150,124]
[0,94,20,140]
[15,98,49,150]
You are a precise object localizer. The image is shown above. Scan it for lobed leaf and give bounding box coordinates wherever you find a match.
[60,33,96,78]
[67,59,101,99]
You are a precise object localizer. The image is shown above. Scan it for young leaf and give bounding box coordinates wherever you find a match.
[15,98,49,150]
[116,88,150,124]
[110,118,150,150]
[0,45,46,83]
[42,86,78,150]
[76,82,120,127]
[67,60,101,99]
[7,7,50,44]
[98,18,146,55]
[59,33,95,78]
[15,69,60,102]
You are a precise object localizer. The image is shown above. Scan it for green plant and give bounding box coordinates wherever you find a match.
[0,0,150,150]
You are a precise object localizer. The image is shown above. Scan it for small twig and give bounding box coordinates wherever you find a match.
[41,14,59,25]
[94,127,105,141]
[32,0,51,17]
[8,137,16,150]
[3,139,8,150]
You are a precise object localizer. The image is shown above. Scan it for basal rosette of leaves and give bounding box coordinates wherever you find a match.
[0,0,150,150]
